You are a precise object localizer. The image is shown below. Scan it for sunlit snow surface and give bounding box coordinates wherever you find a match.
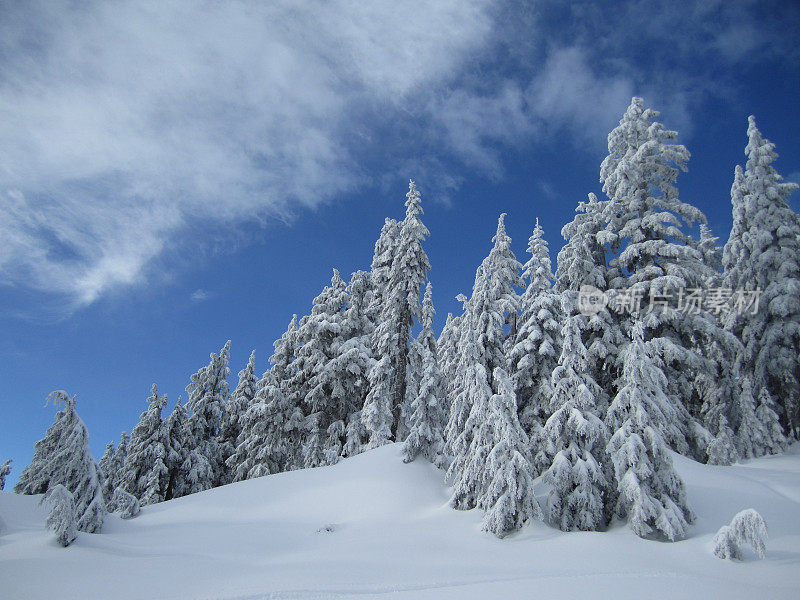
[2,443,799,599]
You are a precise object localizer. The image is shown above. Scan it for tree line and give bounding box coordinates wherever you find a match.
[10,97,799,544]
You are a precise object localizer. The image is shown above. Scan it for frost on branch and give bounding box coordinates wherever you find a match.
[713,509,767,560]
[42,484,78,547]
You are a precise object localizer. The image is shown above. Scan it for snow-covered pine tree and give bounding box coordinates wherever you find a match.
[755,388,788,456]
[102,432,129,507]
[713,509,768,560]
[723,117,800,436]
[443,295,473,460]
[272,315,299,383]
[469,214,523,392]
[733,377,766,460]
[508,218,561,436]
[555,193,622,415]
[368,217,400,327]
[556,193,609,293]
[219,349,257,484]
[290,270,350,468]
[437,311,462,415]
[15,391,106,533]
[163,395,213,498]
[336,270,375,458]
[540,308,612,531]
[98,442,116,505]
[0,459,11,490]
[606,323,694,541]
[481,367,542,538]
[163,399,189,500]
[185,340,231,486]
[42,484,78,547]
[447,309,495,511]
[363,181,431,447]
[699,223,723,278]
[111,487,140,519]
[123,384,170,505]
[404,283,446,467]
[268,314,304,469]
[706,414,739,466]
[722,166,750,294]
[599,97,737,455]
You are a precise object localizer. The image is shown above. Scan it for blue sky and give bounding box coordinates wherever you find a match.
[1,0,798,487]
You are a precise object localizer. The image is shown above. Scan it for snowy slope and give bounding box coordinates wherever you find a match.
[2,444,799,600]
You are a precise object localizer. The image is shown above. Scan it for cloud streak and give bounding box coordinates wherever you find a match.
[0,0,492,306]
[1,0,796,310]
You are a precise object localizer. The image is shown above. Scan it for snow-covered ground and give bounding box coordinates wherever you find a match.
[2,444,799,600]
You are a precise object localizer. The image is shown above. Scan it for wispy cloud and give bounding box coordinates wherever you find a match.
[190,289,210,303]
[0,0,492,307]
[1,0,796,311]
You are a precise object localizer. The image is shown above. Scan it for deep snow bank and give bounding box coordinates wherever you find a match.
[2,443,799,599]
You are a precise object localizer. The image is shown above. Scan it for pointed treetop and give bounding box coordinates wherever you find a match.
[523,217,553,293]
[493,213,509,245]
[745,115,798,196]
[405,180,423,218]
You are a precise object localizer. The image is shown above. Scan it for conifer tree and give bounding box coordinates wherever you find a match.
[555,193,609,293]
[368,217,400,327]
[291,270,350,467]
[268,314,304,469]
[185,340,231,486]
[755,388,788,456]
[443,296,474,460]
[447,311,495,511]
[606,324,694,541]
[481,368,541,538]
[706,414,739,466]
[0,459,11,491]
[124,384,170,505]
[219,349,257,478]
[699,223,723,277]
[404,283,446,466]
[555,193,622,417]
[599,97,736,453]
[164,398,190,499]
[163,396,212,498]
[42,484,78,547]
[723,117,800,435]
[104,432,129,505]
[15,391,106,533]
[509,218,560,435]
[363,181,431,447]
[734,377,765,460]
[335,271,376,458]
[722,166,750,293]
[469,214,523,390]
[98,442,116,505]
[437,311,462,415]
[111,487,140,519]
[541,311,611,531]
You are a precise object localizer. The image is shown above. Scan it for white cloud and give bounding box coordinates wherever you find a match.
[190,289,210,303]
[2,1,796,311]
[0,0,492,307]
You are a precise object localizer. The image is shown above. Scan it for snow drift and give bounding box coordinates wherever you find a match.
[2,443,800,599]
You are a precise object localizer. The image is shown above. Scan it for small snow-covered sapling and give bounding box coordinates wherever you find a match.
[713,509,767,560]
